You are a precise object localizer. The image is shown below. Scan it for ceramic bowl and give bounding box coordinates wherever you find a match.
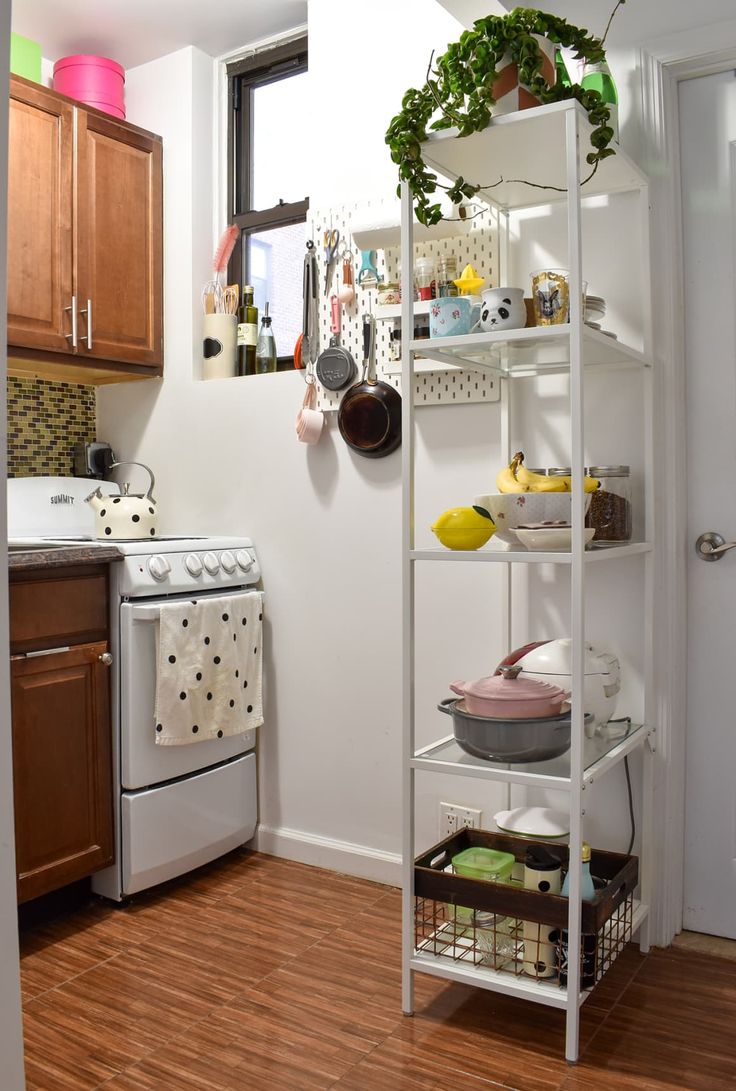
[474,493,592,546]
[513,526,596,551]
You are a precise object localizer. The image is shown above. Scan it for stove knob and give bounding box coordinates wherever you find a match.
[185,553,203,577]
[203,551,220,575]
[236,549,254,572]
[147,554,171,582]
[220,550,237,574]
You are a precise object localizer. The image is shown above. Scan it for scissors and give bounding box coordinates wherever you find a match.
[323,228,340,294]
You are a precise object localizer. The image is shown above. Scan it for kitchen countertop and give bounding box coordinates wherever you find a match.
[8,544,124,572]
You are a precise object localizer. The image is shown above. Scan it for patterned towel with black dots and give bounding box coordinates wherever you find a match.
[154,591,264,744]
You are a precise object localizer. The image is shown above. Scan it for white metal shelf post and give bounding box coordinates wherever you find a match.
[564,102,585,1066]
[400,179,416,1018]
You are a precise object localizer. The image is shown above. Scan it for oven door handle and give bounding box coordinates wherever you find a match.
[129,592,263,623]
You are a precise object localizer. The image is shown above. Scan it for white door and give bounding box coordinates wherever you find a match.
[681,68,736,938]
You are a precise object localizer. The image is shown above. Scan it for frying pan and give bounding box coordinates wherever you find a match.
[338,315,401,458]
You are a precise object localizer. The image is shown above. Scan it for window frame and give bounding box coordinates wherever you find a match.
[227,36,309,369]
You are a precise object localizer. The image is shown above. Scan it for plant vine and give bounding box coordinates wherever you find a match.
[385,6,620,225]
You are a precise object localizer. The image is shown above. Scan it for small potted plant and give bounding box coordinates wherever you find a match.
[385,5,624,226]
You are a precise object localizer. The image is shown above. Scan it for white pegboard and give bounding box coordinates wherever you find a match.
[306,201,501,410]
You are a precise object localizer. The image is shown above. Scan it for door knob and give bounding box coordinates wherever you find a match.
[98,652,113,666]
[695,532,736,561]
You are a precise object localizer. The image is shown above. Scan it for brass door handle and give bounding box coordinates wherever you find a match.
[98,652,113,666]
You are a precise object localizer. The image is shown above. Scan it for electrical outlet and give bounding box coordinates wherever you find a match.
[439,803,482,839]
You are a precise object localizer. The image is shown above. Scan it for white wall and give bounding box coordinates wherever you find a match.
[98,0,647,884]
[1,2,29,1086]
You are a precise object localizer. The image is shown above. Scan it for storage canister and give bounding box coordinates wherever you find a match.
[53,55,126,119]
[585,465,632,543]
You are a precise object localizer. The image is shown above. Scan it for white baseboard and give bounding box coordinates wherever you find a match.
[252,824,401,887]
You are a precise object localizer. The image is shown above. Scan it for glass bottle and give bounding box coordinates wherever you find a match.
[581,60,618,142]
[585,465,632,544]
[554,48,571,89]
[255,302,277,374]
[559,841,597,988]
[237,285,258,376]
[437,255,458,297]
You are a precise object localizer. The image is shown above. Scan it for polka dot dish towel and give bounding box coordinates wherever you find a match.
[154,591,264,745]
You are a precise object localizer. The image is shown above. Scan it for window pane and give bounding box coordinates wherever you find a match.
[247,221,306,359]
[251,72,310,210]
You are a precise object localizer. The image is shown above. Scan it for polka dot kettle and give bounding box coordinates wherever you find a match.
[85,461,158,540]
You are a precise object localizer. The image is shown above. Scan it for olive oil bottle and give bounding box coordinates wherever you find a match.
[236,285,258,376]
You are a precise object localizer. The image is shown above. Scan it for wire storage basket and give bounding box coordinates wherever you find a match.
[414,829,638,989]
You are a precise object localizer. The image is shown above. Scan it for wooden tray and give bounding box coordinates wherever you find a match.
[414,828,638,934]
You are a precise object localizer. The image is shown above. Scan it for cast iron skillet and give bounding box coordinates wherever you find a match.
[338,315,401,458]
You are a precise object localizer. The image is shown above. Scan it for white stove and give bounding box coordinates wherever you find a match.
[8,477,262,901]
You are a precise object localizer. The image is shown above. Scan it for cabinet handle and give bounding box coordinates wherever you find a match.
[79,298,93,350]
[98,652,113,666]
[64,296,78,347]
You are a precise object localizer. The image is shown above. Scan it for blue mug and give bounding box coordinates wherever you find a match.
[429,295,481,337]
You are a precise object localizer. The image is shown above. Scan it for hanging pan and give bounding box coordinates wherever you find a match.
[337,314,401,459]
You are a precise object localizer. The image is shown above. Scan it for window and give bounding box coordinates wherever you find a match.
[228,37,308,370]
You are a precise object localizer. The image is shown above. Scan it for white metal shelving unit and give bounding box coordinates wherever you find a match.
[400,100,655,1063]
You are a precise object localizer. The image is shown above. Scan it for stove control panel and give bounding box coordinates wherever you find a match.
[116,541,261,598]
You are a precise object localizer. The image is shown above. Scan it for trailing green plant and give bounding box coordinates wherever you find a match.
[385,6,621,225]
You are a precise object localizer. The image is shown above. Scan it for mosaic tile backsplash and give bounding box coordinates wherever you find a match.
[7,378,96,477]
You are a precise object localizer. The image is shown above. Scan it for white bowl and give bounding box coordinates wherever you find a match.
[474,493,592,545]
[514,526,595,551]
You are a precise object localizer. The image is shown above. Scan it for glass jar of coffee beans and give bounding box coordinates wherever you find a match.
[585,466,632,544]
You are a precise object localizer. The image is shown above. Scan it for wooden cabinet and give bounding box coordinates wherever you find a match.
[10,566,114,903]
[7,75,163,383]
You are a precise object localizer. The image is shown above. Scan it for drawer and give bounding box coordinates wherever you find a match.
[10,566,108,652]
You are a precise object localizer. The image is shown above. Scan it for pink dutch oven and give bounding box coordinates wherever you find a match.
[450,664,569,719]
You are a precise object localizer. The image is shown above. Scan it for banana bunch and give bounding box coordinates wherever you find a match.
[496,452,600,494]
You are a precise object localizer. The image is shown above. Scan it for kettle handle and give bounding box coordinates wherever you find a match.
[108,461,156,503]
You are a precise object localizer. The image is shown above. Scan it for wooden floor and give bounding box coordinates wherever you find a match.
[18,850,736,1090]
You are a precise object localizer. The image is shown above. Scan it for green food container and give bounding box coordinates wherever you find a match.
[452,846,515,925]
[10,33,42,83]
[452,846,515,882]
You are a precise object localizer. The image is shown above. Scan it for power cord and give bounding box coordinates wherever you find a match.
[605,717,636,855]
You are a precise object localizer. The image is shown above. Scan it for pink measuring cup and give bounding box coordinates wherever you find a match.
[295,382,324,444]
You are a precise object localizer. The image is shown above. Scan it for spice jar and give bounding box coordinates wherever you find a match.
[586,465,632,543]
[437,255,458,297]
[415,257,436,301]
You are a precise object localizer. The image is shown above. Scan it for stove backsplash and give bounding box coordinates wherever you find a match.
[7,378,96,478]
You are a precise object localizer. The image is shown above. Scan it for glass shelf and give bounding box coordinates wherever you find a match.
[411,542,653,564]
[420,100,648,214]
[409,323,651,378]
[412,721,653,790]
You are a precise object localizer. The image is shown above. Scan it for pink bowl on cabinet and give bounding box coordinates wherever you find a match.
[449,664,569,719]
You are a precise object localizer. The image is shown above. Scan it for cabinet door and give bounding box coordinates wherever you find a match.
[76,110,163,367]
[11,642,114,903]
[7,80,74,353]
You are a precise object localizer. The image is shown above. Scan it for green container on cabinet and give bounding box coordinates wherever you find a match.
[10,33,42,83]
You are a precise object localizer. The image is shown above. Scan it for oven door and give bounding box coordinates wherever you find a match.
[119,591,258,790]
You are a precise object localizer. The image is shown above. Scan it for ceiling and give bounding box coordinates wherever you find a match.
[10,0,307,69]
[436,0,736,47]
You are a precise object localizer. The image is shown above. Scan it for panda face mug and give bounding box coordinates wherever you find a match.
[479,287,526,333]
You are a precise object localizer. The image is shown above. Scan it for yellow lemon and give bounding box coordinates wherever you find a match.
[431,507,495,551]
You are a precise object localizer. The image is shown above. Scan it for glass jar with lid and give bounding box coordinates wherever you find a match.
[437,255,458,297]
[585,465,632,544]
